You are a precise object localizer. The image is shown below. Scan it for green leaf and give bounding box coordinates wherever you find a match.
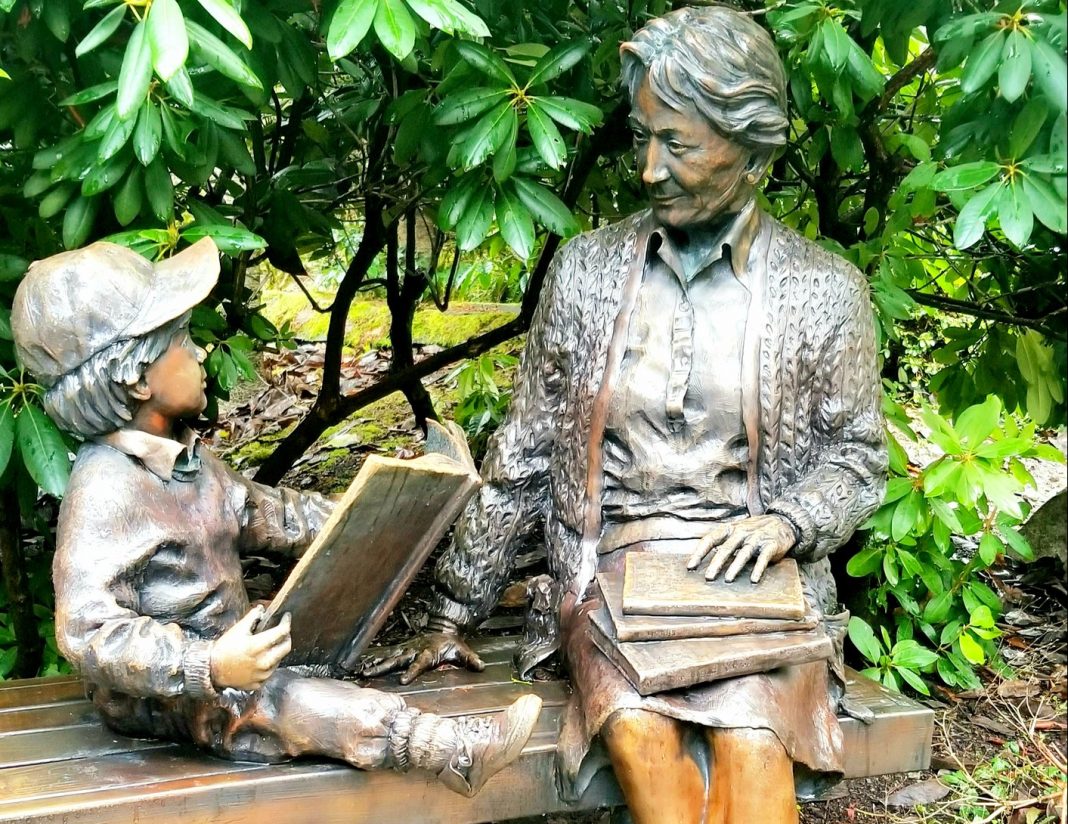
[999,30,1032,103]
[511,175,578,237]
[830,126,863,172]
[146,0,187,81]
[458,99,515,170]
[932,161,1001,192]
[439,173,481,229]
[526,98,567,169]
[15,404,70,497]
[183,224,266,253]
[187,20,261,89]
[494,184,535,259]
[933,12,1001,43]
[997,517,1035,561]
[0,254,28,281]
[892,640,939,669]
[846,545,883,577]
[99,111,137,160]
[957,631,985,665]
[998,180,1034,246]
[327,0,378,60]
[58,81,119,106]
[1032,36,1068,112]
[847,616,883,664]
[38,185,74,220]
[491,109,518,182]
[133,103,162,165]
[0,402,13,477]
[404,0,489,37]
[530,96,602,134]
[454,184,494,250]
[165,67,195,108]
[1021,153,1067,174]
[196,0,252,49]
[1010,98,1049,158]
[891,491,922,541]
[525,40,588,88]
[62,195,98,249]
[923,591,954,623]
[373,0,416,61]
[144,159,174,222]
[894,665,931,696]
[954,181,1002,249]
[978,531,1001,565]
[187,94,250,130]
[956,395,1001,448]
[454,41,516,85]
[75,3,126,58]
[820,18,851,72]
[434,87,509,126]
[113,167,143,226]
[1021,173,1068,233]
[117,21,152,119]
[961,30,1007,95]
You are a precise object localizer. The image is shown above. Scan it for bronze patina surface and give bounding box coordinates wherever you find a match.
[10,239,541,800]
[361,6,887,823]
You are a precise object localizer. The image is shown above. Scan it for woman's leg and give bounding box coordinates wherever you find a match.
[602,708,709,824]
[706,727,798,824]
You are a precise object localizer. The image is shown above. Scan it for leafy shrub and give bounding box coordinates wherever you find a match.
[847,395,1065,693]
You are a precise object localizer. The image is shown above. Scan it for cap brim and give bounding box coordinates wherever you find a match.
[126,237,221,339]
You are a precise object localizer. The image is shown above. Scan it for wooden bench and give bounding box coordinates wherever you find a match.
[0,636,933,823]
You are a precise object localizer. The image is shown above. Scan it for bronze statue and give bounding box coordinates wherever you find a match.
[364,7,887,823]
[10,238,542,797]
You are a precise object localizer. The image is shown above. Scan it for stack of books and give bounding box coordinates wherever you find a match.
[589,553,833,695]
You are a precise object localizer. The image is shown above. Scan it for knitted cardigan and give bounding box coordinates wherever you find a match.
[431,209,887,665]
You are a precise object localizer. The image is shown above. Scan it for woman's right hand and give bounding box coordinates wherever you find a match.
[359,619,484,685]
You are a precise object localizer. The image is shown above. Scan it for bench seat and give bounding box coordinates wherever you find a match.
[0,636,933,823]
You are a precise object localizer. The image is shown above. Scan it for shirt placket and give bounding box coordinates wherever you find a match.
[666,287,694,430]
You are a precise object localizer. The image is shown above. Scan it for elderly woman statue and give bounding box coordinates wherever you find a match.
[367,6,887,822]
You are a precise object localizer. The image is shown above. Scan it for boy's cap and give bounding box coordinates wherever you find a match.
[12,238,220,387]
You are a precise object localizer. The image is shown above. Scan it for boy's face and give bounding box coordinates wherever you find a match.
[139,330,208,423]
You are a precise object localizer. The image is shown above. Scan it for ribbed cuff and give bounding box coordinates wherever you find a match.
[182,640,218,699]
[766,499,816,559]
[428,592,474,629]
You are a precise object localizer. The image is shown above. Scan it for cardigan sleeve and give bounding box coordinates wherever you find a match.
[766,261,888,561]
[429,243,570,628]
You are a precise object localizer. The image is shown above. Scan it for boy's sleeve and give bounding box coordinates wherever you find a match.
[54,492,218,700]
[211,453,335,557]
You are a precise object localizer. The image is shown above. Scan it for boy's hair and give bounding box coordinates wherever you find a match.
[43,314,190,438]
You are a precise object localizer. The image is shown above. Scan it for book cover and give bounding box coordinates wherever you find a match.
[262,421,480,668]
[588,605,833,695]
[597,569,817,642]
[621,552,807,620]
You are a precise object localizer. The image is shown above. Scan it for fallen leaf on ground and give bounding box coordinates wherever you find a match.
[997,679,1042,698]
[885,778,951,807]
[972,715,1014,736]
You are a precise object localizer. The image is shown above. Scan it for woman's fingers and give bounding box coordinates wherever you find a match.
[686,523,730,570]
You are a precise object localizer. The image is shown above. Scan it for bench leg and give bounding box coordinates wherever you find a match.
[602,709,798,824]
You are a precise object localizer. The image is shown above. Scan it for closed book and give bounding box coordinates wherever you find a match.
[588,604,833,695]
[597,569,818,642]
[622,552,807,620]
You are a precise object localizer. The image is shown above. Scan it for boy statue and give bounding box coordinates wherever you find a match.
[10,237,541,796]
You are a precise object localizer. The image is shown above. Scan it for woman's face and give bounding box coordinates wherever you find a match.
[630,77,757,230]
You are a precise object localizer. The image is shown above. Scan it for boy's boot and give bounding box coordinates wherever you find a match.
[389,694,543,797]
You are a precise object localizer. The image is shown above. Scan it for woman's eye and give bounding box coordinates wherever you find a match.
[668,141,687,153]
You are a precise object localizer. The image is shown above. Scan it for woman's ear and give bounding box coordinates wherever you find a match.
[745,150,773,183]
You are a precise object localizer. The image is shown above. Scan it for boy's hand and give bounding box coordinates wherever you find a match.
[210,606,291,691]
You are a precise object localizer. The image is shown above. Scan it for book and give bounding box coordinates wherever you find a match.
[262,420,480,669]
[597,568,818,642]
[621,552,807,620]
[588,604,833,695]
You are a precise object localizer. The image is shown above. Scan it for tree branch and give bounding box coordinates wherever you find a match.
[908,290,1068,341]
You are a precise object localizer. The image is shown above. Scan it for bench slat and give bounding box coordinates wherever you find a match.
[0,637,933,824]
[0,745,622,824]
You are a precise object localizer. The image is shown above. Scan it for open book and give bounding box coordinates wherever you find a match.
[262,420,480,669]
